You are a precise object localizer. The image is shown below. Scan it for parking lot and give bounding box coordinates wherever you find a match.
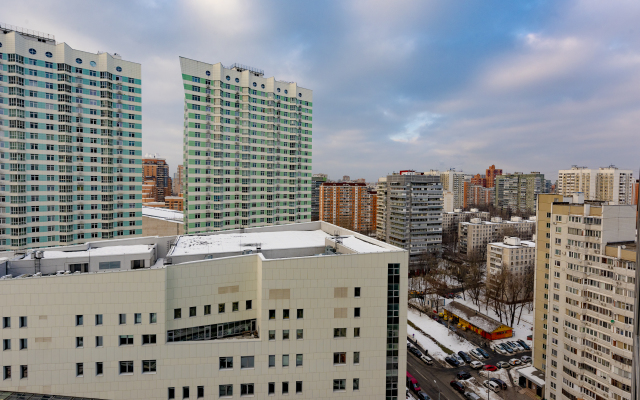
[406,339,532,400]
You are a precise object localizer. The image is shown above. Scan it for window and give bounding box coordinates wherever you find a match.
[219,385,232,397]
[119,335,133,346]
[353,378,360,391]
[281,329,289,340]
[20,365,28,379]
[76,363,84,377]
[269,330,275,340]
[142,334,157,345]
[197,386,204,398]
[150,313,157,324]
[355,287,361,297]
[268,382,275,394]
[19,316,27,328]
[168,388,175,399]
[246,300,252,310]
[296,329,303,340]
[2,317,9,328]
[333,379,346,391]
[354,352,360,364]
[119,361,133,374]
[269,309,276,319]
[190,307,196,317]
[95,336,103,347]
[218,304,225,313]
[76,315,84,326]
[183,387,189,399]
[204,305,211,315]
[95,314,103,325]
[3,339,10,350]
[297,309,304,319]
[241,356,254,369]
[232,302,239,312]
[282,382,289,395]
[354,307,361,318]
[354,327,360,337]
[269,355,275,368]
[76,337,84,348]
[219,357,233,370]
[333,352,346,365]
[334,328,346,338]
[174,309,181,319]
[296,354,303,367]
[119,314,126,325]
[282,354,289,367]
[283,309,290,319]
[3,366,10,380]
[134,313,142,324]
[96,362,103,376]
[142,360,156,373]
[99,261,120,269]
[240,383,254,396]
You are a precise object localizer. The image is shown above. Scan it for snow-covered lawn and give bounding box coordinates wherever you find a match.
[408,309,479,354]
[460,377,503,400]
[407,324,453,368]
[478,368,513,387]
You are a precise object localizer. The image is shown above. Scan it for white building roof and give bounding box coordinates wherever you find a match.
[30,245,155,260]
[328,236,387,253]
[489,240,536,249]
[142,206,184,223]
[518,366,545,387]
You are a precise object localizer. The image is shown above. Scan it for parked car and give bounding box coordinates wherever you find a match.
[490,378,508,390]
[420,354,433,365]
[450,380,465,394]
[509,341,524,351]
[416,391,432,400]
[458,351,472,363]
[483,380,501,393]
[482,364,498,372]
[469,349,483,360]
[407,342,414,349]
[410,347,423,357]
[499,343,514,354]
[408,377,421,393]
[496,361,510,369]
[509,358,522,366]
[493,345,507,355]
[521,355,532,364]
[453,354,465,366]
[469,361,484,369]
[464,392,481,400]
[477,348,490,359]
[456,371,472,380]
[517,339,531,350]
[445,356,460,367]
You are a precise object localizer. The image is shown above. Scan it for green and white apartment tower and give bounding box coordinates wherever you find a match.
[179,58,313,233]
[0,25,142,251]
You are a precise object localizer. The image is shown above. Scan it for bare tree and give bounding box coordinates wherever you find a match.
[465,252,485,307]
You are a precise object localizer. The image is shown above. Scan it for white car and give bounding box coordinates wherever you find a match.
[470,361,484,369]
[509,341,524,351]
[492,345,507,355]
[509,358,522,366]
[483,380,501,393]
[453,354,465,366]
[469,349,483,360]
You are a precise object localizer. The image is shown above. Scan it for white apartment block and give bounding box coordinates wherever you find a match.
[0,221,407,400]
[539,198,636,400]
[442,208,490,232]
[0,25,143,252]
[425,169,469,210]
[458,216,535,257]
[557,166,634,205]
[179,58,313,235]
[486,236,535,276]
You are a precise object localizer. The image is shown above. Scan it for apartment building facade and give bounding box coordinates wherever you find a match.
[485,164,502,188]
[557,166,634,205]
[442,208,490,232]
[142,156,170,203]
[458,216,535,257]
[426,169,468,210]
[376,172,443,264]
[531,194,636,400]
[319,182,377,234]
[495,172,545,212]
[486,236,535,277]
[463,183,494,209]
[179,59,313,234]
[311,173,327,221]
[0,26,142,252]
[0,221,407,400]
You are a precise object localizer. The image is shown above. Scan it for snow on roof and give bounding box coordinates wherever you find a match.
[33,245,155,260]
[444,301,510,333]
[489,240,536,249]
[142,206,184,222]
[328,236,388,253]
[170,230,331,256]
[517,366,545,387]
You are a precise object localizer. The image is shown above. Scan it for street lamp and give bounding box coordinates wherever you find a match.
[434,379,440,400]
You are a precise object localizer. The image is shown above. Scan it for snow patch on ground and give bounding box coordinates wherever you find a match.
[478,368,513,387]
[407,325,450,365]
[408,309,480,353]
[460,377,503,400]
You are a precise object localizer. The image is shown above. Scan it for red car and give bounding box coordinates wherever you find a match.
[482,364,498,372]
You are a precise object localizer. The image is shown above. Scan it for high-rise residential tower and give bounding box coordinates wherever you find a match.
[495,172,545,212]
[426,169,468,210]
[557,166,634,205]
[179,59,313,234]
[311,173,327,221]
[0,25,142,251]
[319,182,377,234]
[142,155,170,203]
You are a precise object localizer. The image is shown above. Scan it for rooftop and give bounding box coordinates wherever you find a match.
[517,366,545,387]
[26,245,155,260]
[490,239,536,249]
[444,301,510,333]
[142,206,184,222]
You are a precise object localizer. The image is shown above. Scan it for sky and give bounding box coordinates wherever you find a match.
[5,0,640,182]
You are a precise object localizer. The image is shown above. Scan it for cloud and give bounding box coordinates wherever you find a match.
[390,112,440,143]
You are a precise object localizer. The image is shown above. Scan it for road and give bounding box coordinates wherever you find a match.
[406,342,532,400]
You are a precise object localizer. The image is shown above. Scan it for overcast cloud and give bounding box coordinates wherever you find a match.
[6,0,640,181]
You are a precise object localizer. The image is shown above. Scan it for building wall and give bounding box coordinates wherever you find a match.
[0,244,407,399]
[180,59,313,234]
[142,216,184,236]
[0,29,142,251]
[319,183,376,234]
[142,157,170,203]
[458,218,535,257]
[558,167,634,205]
[311,175,327,222]
[485,165,502,189]
[495,173,544,212]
